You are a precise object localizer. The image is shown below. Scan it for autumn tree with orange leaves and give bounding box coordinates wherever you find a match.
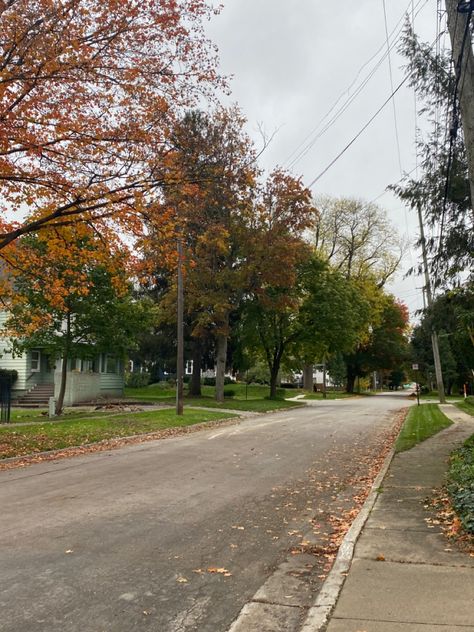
[238,170,318,399]
[139,107,258,402]
[2,226,152,413]
[0,0,223,255]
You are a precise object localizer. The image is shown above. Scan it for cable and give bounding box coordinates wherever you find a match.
[284,0,429,170]
[382,0,403,176]
[307,75,409,189]
[438,2,472,255]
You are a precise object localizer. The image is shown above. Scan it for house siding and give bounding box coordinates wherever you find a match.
[0,311,31,392]
[99,372,124,395]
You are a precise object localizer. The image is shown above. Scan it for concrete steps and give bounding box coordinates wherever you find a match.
[15,383,54,407]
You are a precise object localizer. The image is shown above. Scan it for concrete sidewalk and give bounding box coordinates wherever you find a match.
[325,405,474,631]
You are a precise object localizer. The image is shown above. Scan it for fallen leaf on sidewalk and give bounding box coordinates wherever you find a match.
[375,554,385,561]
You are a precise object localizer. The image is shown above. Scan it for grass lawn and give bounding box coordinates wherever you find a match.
[9,408,122,425]
[0,408,234,459]
[457,396,474,416]
[302,391,356,400]
[419,392,462,401]
[447,433,474,534]
[156,396,303,412]
[395,403,452,452]
[124,382,305,412]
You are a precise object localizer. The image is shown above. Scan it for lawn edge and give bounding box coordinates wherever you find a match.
[0,413,242,471]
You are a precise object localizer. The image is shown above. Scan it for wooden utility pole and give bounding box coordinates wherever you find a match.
[445,0,474,204]
[176,236,184,415]
[417,205,446,404]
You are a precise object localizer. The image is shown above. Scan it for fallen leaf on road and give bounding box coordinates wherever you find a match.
[65,549,73,554]
[176,577,188,583]
[375,554,385,561]
[207,567,231,575]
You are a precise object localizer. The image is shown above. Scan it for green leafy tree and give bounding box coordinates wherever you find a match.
[344,296,410,393]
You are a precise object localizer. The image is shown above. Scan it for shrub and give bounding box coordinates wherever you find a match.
[223,388,236,397]
[125,372,150,388]
[203,376,234,386]
[447,433,474,534]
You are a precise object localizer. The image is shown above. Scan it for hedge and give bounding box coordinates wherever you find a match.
[447,433,474,534]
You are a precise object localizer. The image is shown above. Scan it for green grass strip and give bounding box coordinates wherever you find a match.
[395,403,453,453]
[456,396,474,417]
[0,409,234,459]
[148,396,303,412]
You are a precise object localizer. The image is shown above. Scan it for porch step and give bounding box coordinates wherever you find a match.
[16,384,54,407]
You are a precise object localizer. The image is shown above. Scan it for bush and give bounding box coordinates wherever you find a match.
[202,376,234,386]
[447,433,474,534]
[125,372,150,388]
[223,388,236,397]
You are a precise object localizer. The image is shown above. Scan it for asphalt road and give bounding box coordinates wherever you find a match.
[0,393,412,632]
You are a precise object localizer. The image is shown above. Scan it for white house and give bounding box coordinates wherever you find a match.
[0,312,124,406]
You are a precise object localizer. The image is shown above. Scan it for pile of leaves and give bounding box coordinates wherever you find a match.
[447,433,474,534]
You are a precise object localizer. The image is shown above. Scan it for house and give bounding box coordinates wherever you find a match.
[0,312,124,406]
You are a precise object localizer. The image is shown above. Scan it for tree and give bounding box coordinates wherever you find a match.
[0,0,223,249]
[239,172,317,398]
[2,227,151,413]
[390,22,473,285]
[296,256,373,373]
[139,107,258,402]
[313,196,404,287]
[344,296,410,393]
[411,284,474,394]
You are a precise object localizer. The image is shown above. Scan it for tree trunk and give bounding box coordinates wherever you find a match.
[303,364,313,391]
[346,371,356,394]
[269,365,280,399]
[215,333,228,403]
[55,313,71,415]
[189,338,202,397]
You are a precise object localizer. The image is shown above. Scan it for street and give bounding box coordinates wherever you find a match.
[0,394,412,632]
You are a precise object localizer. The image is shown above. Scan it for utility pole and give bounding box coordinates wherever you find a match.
[445,0,474,204]
[417,205,446,404]
[176,236,184,416]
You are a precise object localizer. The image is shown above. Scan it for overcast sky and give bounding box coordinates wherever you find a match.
[205,0,445,317]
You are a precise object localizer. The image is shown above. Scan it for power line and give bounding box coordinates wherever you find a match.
[283,0,429,170]
[307,75,409,189]
[438,1,473,256]
[382,0,404,176]
[306,33,441,189]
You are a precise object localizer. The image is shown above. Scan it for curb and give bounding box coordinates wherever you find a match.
[300,445,397,631]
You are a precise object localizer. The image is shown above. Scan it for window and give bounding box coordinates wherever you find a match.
[31,350,40,372]
[185,360,193,375]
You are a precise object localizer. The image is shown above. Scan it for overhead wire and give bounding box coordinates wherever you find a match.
[306,74,410,189]
[438,2,472,256]
[283,0,430,171]
[382,0,404,176]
